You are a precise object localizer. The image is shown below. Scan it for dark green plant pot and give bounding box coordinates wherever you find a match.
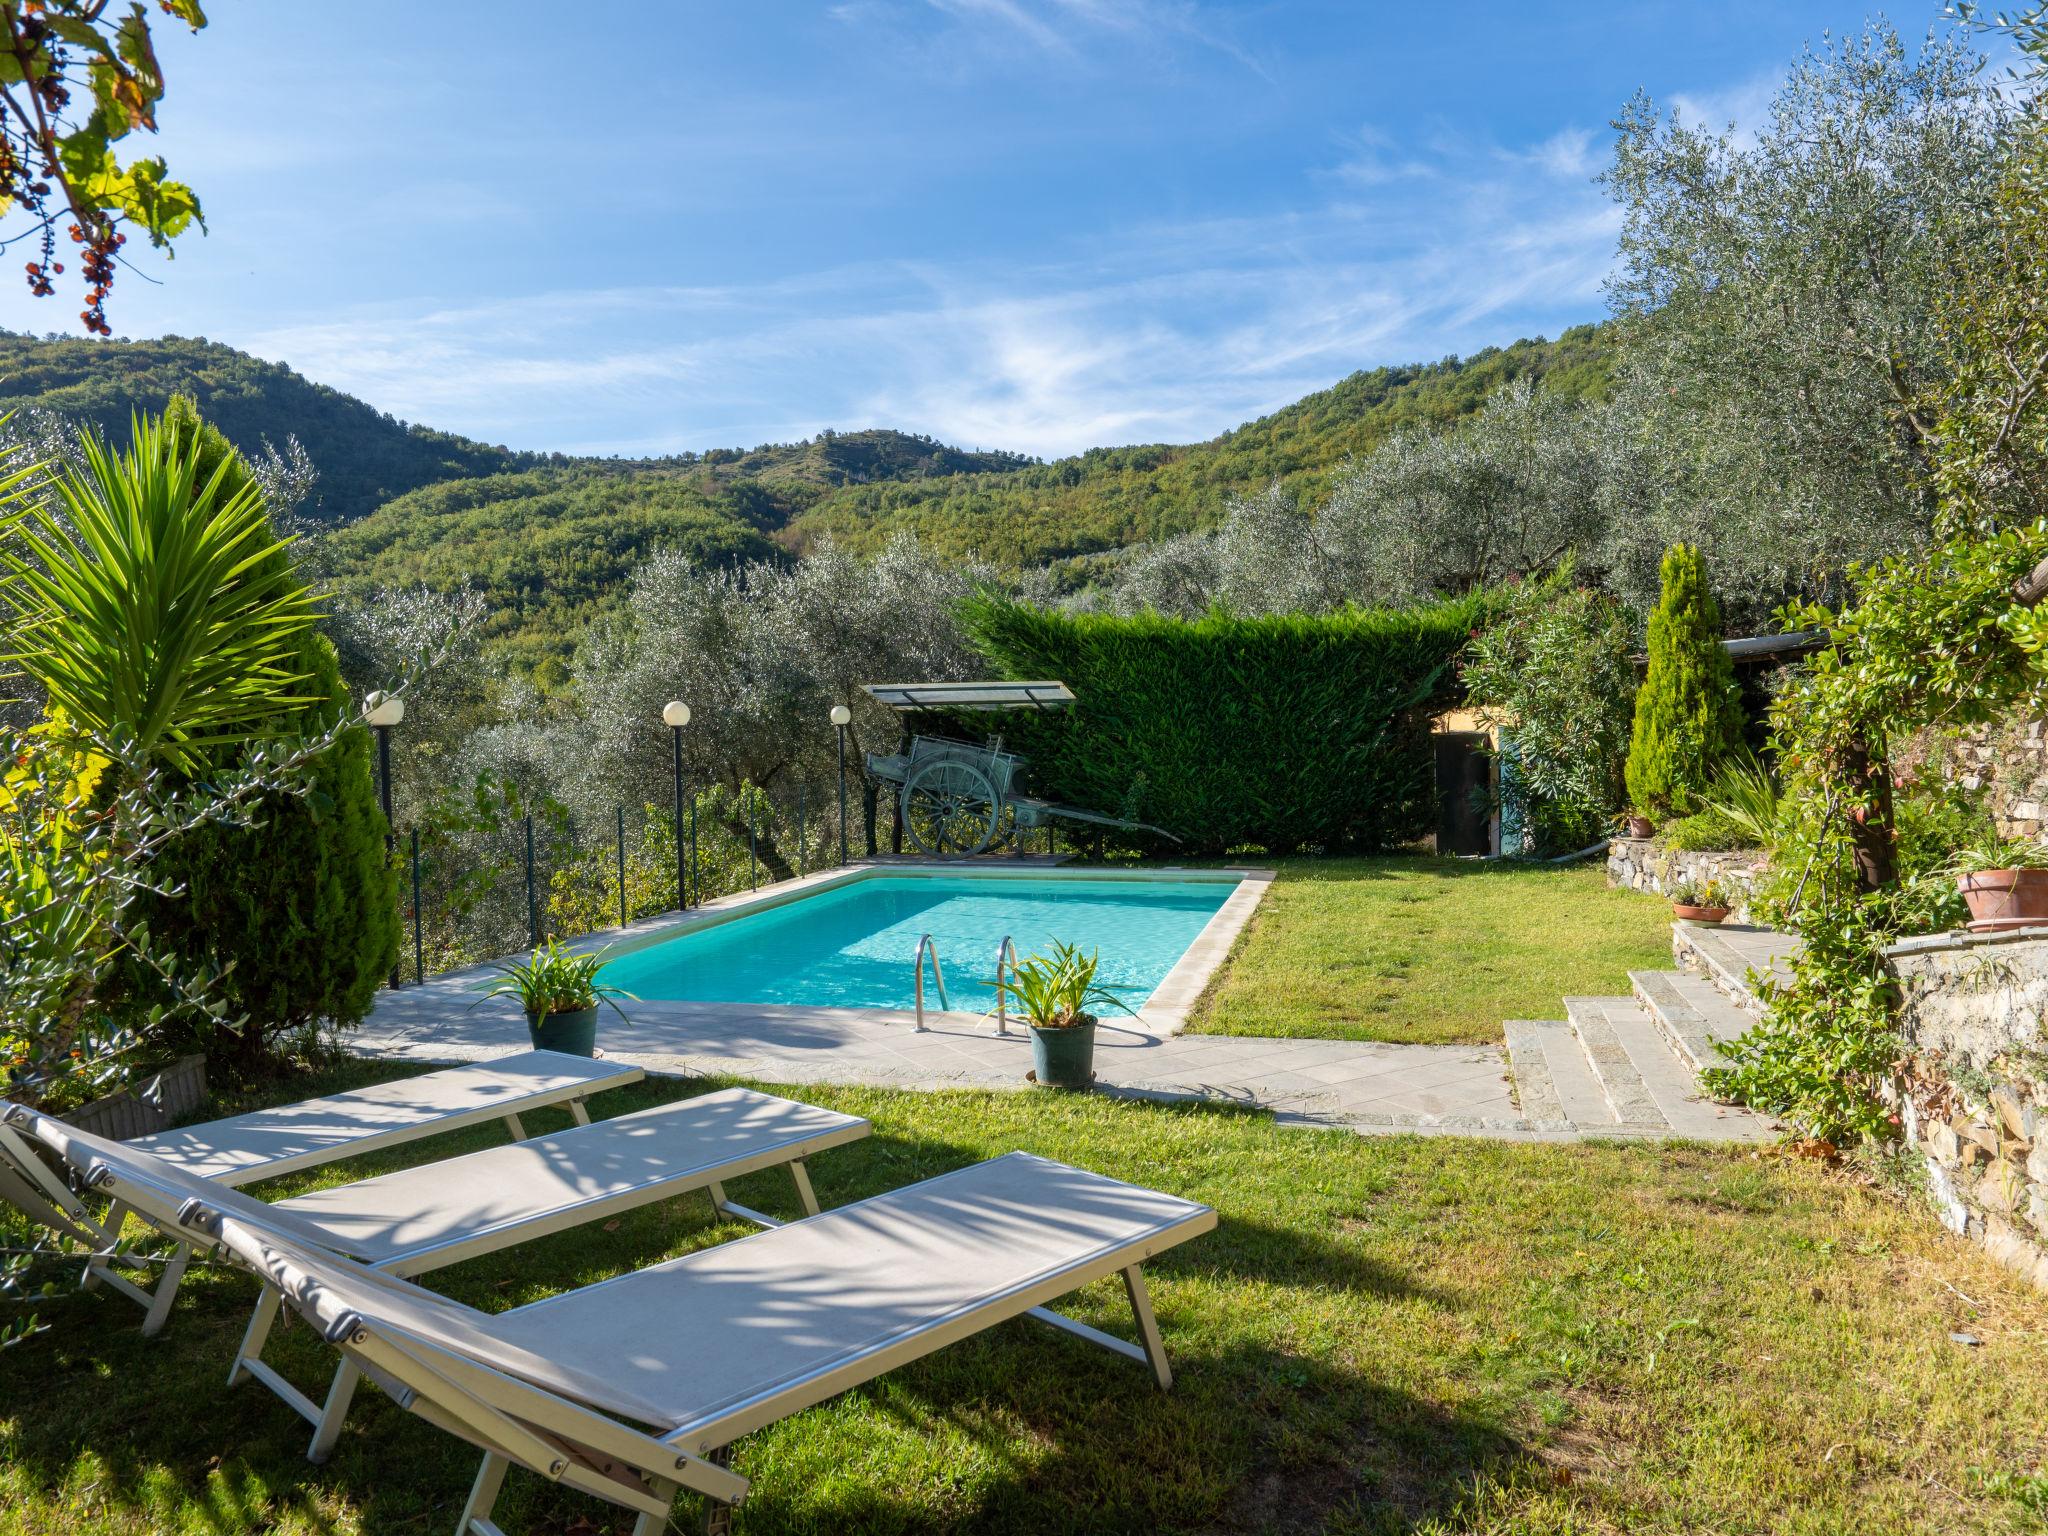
[527,1007,599,1057]
[1030,1017,1097,1090]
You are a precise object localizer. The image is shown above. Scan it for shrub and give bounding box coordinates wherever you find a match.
[141,402,398,1068]
[1658,807,1754,853]
[148,626,400,1067]
[1693,750,1783,849]
[1460,563,1637,856]
[1624,544,1743,816]
[959,593,1489,855]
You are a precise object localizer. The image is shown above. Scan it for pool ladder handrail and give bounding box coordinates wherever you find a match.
[993,934,1018,1037]
[913,933,948,1032]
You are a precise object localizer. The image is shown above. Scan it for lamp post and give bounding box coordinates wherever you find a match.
[663,701,691,908]
[831,704,851,865]
[364,691,405,988]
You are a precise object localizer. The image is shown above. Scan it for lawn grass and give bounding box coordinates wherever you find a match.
[1188,856,1677,1045]
[6,1061,2048,1534]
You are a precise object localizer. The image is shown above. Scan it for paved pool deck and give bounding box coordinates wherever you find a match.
[354,861,1542,1137]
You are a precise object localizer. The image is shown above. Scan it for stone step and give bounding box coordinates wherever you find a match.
[1594,994,1776,1141]
[1503,1019,1569,1131]
[1563,997,1669,1129]
[1517,1017,1622,1129]
[1630,968,1750,1075]
[1672,921,1800,1014]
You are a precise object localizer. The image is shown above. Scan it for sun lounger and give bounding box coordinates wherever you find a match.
[8,1087,871,1461]
[123,1050,645,1185]
[200,1151,1214,1535]
[0,1050,643,1330]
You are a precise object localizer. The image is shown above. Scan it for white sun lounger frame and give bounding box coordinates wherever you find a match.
[0,1050,643,1333]
[203,1153,1214,1536]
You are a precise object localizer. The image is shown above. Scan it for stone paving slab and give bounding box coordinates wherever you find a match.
[352,978,1527,1133]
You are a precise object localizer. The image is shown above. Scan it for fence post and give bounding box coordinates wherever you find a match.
[689,794,698,908]
[798,782,807,878]
[616,804,627,929]
[748,789,758,890]
[410,828,424,984]
[524,815,539,947]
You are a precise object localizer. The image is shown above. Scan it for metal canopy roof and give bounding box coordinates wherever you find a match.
[1722,629,1830,661]
[862,680,1075,713]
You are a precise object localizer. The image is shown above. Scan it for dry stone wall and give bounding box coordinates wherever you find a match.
[1884,930,2048,1290]
[1903,718,2048,838]
[1606,838,1768,923]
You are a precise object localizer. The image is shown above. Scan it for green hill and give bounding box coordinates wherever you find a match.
[0,322,1615,675]
[0,329,543,523]
[317,466,783,675]
[786,325,1614,563]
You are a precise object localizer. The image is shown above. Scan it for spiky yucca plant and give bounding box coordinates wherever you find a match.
[0,411,318,773]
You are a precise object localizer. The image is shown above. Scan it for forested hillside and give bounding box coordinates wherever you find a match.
[788,325,1613,562]
[0,330,543,523]
[0,323,1612,672]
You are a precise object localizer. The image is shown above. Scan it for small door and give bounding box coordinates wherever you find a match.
[1435,732,1494,856]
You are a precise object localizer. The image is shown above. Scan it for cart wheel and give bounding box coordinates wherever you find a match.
[901,760,1000,855]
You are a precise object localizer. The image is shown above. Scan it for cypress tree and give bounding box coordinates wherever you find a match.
[150,398,399,1065]
[1624,544,1743,817]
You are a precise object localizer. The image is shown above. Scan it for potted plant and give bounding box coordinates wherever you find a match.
[475,939,636,1056]
[990,941,1134,1090]
[1623,810,1657,841]
[1951,835,2048,932]
[1669,874,1731,924]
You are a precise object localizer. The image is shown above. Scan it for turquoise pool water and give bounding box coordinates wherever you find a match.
[599,875,1236,1011]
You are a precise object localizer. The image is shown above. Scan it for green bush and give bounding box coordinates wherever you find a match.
[1658,807,1755,852]
[1460,563,1637,856]
[1624,544,1743,816]
[958,593,1489,855]
[144,400,399,1067]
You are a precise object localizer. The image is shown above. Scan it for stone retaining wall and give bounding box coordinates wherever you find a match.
[1884,929,2048,1291]
[1904,718,2048,838]
[1606,838,1769,923]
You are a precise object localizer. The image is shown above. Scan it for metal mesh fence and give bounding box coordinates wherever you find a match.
[393,767,870,982]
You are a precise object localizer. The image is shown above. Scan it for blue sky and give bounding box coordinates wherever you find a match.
[0,3,1930,458]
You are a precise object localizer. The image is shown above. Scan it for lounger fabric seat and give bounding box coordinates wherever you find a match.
[123,1050,642,1184]
[489,1152,1214,1443]
[210,1150,1214,1534]
[265,1088,866,1272]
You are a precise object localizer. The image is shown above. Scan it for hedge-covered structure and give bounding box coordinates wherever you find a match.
[959,593,1490,854]
[1624,543,1743,817]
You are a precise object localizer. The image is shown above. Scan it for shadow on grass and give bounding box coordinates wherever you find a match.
[0,1135,1503,1535]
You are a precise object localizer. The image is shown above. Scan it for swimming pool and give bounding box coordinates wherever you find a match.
[597,873,1239,1012]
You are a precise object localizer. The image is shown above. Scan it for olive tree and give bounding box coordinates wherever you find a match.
[568,535,984,874]
[1599,21,2012,618]
[1108,378,1609,615]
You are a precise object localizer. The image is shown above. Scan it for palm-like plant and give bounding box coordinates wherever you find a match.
[476,939,637,1021]
[1694,750,1783,848]
[989,941,1135,1030]
[0,412,319,773]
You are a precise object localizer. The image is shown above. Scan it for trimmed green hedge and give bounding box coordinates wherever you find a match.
[959,594,1491,854]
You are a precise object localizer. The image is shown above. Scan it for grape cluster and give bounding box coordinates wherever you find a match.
[75,223,121,335]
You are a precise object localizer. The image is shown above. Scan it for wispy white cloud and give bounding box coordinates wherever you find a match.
[899,0,1271,79]
[1669,68,1782,147]
[233,113,1622,461]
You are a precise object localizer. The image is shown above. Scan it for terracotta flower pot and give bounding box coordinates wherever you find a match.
[1625,815,1655,840]
[1672,903,1731,924]
[1958,869,2048,933]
